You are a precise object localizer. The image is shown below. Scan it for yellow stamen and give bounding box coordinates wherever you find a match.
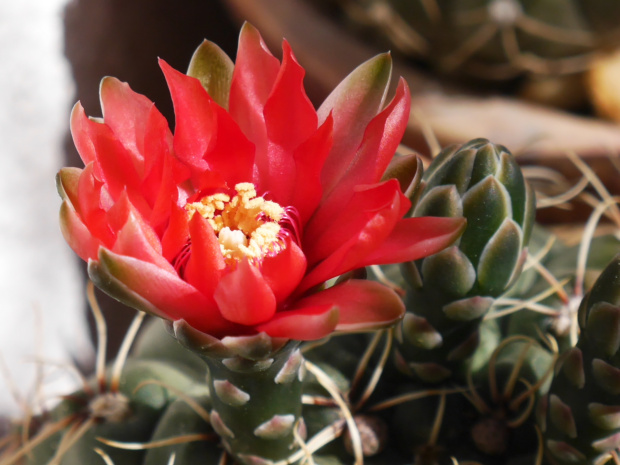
[185,183,285,263]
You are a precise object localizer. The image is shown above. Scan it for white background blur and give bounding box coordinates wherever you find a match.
[0,0,92,416]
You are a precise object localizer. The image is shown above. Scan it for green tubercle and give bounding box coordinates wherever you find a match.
[395,138,535,383]
[167,320,306,464]
[543,255,620,464]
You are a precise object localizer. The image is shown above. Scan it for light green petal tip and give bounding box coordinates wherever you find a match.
[89,249,170,321]
[56,167,82,200]
[317,51,392,124]
[187,39,234,109]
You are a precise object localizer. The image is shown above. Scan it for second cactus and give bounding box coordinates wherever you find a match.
[395,138,536,383]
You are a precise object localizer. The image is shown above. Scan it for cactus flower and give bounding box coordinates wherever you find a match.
[57,24,465,341]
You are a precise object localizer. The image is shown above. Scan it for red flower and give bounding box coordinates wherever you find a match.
[57,24,465,341]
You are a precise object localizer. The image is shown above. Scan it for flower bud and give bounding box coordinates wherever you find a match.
[414,138,535,297]
[394,139,535,382]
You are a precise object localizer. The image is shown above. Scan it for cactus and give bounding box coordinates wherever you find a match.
[6,142,617,465]
[390,335,554,464]
[330,0,620,80]
[4,17,620,465]
[542,255,620,465]
[393,138,535,383]
[4,143,618,465]
[505,225,620,351]
[166,320,306,464]
[0,286,215,465]
[50,18,474,465]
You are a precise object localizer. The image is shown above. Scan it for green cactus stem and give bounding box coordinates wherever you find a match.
[542,255,620,465]
[167,320,306,465]
[0,285,214,465]
[390,335,553,463]
[394,139,535,383]
[4,358,210,465]
[142,395,221,465]
[335,0,620,81]
[506,226,620,352]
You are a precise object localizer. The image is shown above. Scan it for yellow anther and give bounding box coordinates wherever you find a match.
[185,183,285,263]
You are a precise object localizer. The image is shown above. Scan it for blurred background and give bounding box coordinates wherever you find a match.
[0,0,240,425]
[2,0,620,428]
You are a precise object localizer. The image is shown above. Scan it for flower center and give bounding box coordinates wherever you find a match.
[185,183,285,263]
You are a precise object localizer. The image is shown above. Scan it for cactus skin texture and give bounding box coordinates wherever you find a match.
[0,317,218,465]
[542,255,620,465]
[19,358,214,465]
[506,225,620,351]
[394,138,535,383]
[333,0,620,79]
[166,320,307,465]
[389,333,554,464]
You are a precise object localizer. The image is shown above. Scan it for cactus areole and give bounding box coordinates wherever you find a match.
[56,23,465,462]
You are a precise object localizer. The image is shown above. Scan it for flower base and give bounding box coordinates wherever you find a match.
[167,321,306,464]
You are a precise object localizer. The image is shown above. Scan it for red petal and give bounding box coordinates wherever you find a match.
[264,42,316,151]
[59,166,114,250]
[112,210,175,273]
[310,80,410,232]
[256,305,339,341]
[143,149,180,235]
[59,201,101,262]
[161,203,190,262]
[160,59,214,170]
[76,163,104,215]
[290,114,334,225]
[260,239,307,303]
[70,103,97,167]
[299,181,405,293]
[229,23,280,161]
[206,102,255,186]
[359,216,467,265]
[193,170,229,194]
[94,133,142,198]
[142,99,175,180]
[100,77,154,177]
[89,260,175,322]
[333,79,410,189]
[318,53,392,194]
[94,248,230,334]
[259,41,317,200]
[72,104,147,208]
[139,102,179,232]
[56,167,82,207]
[105,190,132,233]
[292,280,404,332]
[161,60,255,186]
[214,259,276,326]
[77,163,114,246]
[304,180,406,265]
[184,214,226,298]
